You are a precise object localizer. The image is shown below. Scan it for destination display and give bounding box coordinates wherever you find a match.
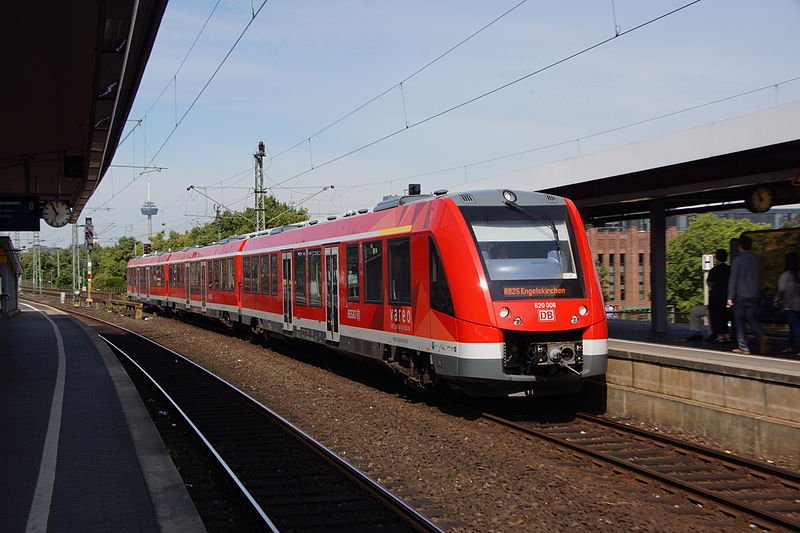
[0,197,39,231]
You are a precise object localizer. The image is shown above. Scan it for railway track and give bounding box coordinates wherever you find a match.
[54,304,443,532]
[33,295,800,530]
[481,408,800,531]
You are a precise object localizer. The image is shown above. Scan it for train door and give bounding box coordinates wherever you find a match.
[146,266,151,299]
[282,251,292,331]
[184,263,190,307]
[200,261,208,312]
[325,246,340,342]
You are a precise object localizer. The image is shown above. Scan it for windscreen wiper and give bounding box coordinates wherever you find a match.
[503,199,562,260]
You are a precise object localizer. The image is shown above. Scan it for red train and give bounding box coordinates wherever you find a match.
[128,189,607,396]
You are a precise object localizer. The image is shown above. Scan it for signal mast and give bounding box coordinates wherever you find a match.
[254,140,266,232]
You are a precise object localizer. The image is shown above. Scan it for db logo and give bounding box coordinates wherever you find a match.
[538,309,555,322]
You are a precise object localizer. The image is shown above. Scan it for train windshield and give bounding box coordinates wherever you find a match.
[460,204,585,299]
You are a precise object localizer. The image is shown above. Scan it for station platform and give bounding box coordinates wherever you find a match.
[608,318,800,385]
[602,319,800,463]
[0,301,204,532]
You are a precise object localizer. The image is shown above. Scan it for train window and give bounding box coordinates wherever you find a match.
[253,255,261,293]
[388,238,411,305]
[243,256,252,294]
[190,263,200,294]
[460,203,585,299]
[294,249,307,306]
[270,253,278,295]
[364,240,383,304]
[464,205,578,281]
[211,260,219,291]
[346,244,360,302]
[308,248,322,307]
[429,237,454,315]
[150,266,163,288]
[259,255,269,295]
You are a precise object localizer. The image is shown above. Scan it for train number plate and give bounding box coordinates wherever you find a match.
[538,309,556,321]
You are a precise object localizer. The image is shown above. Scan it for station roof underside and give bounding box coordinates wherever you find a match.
[0,1,167,227]
[463,101,800,224]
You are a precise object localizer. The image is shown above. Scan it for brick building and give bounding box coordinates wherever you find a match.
[587,209,798,310]
[588,224,679,310]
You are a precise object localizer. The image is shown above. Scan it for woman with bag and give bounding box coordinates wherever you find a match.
[774,251,800,355]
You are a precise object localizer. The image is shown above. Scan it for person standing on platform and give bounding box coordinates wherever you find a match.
[727,234,764,355]
[707,248,731,343]
[773,251,800,355]
[685,303,709,341]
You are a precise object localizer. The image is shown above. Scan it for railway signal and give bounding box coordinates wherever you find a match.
[84,217,94,250]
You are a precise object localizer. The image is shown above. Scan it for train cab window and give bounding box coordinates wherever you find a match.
[270,253,279,295]
[388,238,411,305]
[346,244,360,302]
[461,203,585,299]
[364,240,383,304]
[429,237,454,315]
[243,256,252,293]
[308,248,322,307]
[294,249,307,306]
[467,206,578,281]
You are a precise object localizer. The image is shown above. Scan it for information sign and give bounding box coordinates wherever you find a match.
[0,197,39,231]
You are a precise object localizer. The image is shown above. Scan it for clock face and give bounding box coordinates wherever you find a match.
[42,200,71,228]
[746,187,773,214]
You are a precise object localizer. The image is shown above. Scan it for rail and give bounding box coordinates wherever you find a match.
[57,304,443,532]
[480,410,800,531]
[21,287,143,319]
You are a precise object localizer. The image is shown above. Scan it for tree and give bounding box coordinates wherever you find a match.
[22,197,310,292]
[595,261,610,302]
[147,197,308,253]
[666,213,769,313]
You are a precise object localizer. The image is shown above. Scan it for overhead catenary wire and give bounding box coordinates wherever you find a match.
[268,0,529,162]
[313,74,800,193]
[268,0,704,191]
[92,0,272,211]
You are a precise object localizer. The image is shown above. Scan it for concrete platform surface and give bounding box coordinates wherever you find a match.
[0,302,204,532]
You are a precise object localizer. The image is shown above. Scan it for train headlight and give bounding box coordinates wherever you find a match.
[502,190,517,203]
[571,315,578,324]
[578,305,588,316]
[499,307,510,318]
[513,316,522,326]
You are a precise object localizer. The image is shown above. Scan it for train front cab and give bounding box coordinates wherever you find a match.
[430,190,608,396]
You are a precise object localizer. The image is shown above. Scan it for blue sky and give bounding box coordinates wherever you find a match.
[36,0,800,246]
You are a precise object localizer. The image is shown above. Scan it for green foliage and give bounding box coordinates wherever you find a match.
[93,273,126,292]
[54,271,72,289]
[149,198,308,252]
[666,214,769,313]
[747,227,800,296]
[596,261,610,302]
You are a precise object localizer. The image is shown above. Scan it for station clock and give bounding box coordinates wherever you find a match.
[745,186,773,214]
[42,199,72,228]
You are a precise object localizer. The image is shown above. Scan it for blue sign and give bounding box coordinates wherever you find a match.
[0,197,40,231]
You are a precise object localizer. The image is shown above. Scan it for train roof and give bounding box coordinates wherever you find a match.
[127,189,570,265]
